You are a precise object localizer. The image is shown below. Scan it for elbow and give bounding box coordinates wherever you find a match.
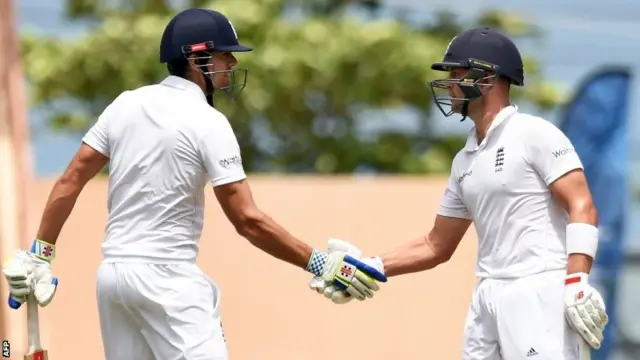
[418,250,451,272]
[571,198,598,225]
[432,249,454,267]
[54,173,83,198]
[426,231,454,267]
[57,167,88,193]
[232,208,268,240]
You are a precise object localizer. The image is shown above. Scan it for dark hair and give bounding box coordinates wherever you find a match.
[167,52,213,78]
[167,57,189,78]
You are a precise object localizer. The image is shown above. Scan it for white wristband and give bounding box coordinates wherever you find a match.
[566,223,599,258]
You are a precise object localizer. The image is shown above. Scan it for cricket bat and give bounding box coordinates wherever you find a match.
[578,338,591,360]
[24,296,47,360]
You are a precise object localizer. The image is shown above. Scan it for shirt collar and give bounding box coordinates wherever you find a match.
[160,76,207,103]
[463,105,518,152]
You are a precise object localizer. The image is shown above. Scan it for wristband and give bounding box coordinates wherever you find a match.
[305,249,328,276]
[30,239,56,262]
[566,223,598,258]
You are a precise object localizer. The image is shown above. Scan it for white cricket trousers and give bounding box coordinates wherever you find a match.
[462,269,586,360]
[97,261,228,360]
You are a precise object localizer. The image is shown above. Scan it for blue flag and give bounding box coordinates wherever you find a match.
[558,66,632,359]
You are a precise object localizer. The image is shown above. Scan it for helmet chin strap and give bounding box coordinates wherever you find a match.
[195,56,215,107]
[458,79,484,122]
[460,102,469,122]
[455,66,493,122]
[205,84,214,107]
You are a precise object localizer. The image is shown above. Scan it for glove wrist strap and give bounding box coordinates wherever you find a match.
[30,239,56,262]
[565,272,589,285]
[305,249,327,276]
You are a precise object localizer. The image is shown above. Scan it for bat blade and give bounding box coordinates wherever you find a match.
[24,349,48,360]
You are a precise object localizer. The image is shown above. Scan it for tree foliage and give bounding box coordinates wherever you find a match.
[22,0,564,174]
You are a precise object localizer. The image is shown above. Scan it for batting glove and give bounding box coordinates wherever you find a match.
[3,239,59,309]
[309,238,363,304]
[564,272,609,349]
[306,242,386,302]
[324,256,384,304]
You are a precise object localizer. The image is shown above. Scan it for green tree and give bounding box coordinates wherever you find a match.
[21,0,564,174]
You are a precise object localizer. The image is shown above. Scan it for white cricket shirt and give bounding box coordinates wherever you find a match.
[438,106,583,278]
[82,76,246,263]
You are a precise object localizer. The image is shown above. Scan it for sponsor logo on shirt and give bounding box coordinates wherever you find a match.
[495,147,505,173]
[457,170,472,184]
[552,147,575,158]
[219,154,242,169]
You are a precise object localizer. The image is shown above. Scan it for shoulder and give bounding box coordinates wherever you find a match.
[102,89,136,113]
[193,105,233,132]
[506,111,575,164]
[181,106,237,151]
[114,83,162,104]
[101,85,161,116]
[507,111,563,137]
[450,147,470,176]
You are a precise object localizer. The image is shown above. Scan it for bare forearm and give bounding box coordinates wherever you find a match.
[237,211,313,270]
[567,254,593,274]
[380,233,446,277]
[36,179,82,245]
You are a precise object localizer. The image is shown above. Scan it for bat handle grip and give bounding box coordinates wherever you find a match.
[8,295,22,309]
[26,295,42,353]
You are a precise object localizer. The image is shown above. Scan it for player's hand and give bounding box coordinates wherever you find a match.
[3,250,36,304]
[564,272,609,349]
[2,240,59,309]
[306,244,387,302]
[323,256,385,304]
[309,238,362,304]
[321,252,386,301]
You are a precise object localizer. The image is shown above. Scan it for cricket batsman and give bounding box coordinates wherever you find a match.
[311,28,609,359]
[2,8,386,360]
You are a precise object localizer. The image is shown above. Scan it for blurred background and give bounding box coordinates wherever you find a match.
[1,0,640,359]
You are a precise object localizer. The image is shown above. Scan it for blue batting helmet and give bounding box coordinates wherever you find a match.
[160,8,252,63]
[159,8,253,104]
[428,28,524,120]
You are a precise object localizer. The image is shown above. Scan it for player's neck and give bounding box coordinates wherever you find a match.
[472,101,510,144]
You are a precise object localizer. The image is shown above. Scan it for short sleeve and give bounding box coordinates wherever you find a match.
[526,120,583,186]
[437,171,472,220]
[82,92,132,158]
[82,110,110,157]
[198,115,247,187]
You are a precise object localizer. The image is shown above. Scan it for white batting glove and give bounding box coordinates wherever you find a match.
[564,272,609,349]
[3,251,36,301]
[31,256,58,307]
[3,240,59,309]
[307,238,387,303]
[309,238,363,304]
